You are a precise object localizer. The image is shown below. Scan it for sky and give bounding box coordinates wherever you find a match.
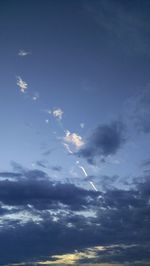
[0,0,150,265]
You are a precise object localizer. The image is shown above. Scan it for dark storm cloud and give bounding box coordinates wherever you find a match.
[0,167,150,265]
[78,121,125,164]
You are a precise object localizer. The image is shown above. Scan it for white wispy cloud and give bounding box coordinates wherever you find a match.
[64,130,84,149]
[46,108,64,120]
[53,108,63,120]
[80,123,85,129]
[16,76,28,93]
[32,92,39,101]
[18,50,31,56]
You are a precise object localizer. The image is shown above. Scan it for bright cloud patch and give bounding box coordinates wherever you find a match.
[53,108,63,120]
[17,76,28,93]
[18,50,30,56]
[64,130,84,149]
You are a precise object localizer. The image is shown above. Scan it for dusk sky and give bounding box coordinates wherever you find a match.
[0,0,150,265]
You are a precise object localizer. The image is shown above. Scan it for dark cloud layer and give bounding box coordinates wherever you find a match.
[79,121,125,164]
[0,171,22,178]
[0,170,97,211]
[0,169,150,265]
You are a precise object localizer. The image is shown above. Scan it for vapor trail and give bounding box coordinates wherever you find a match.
[63,143,73,154]
[78,165,98,192]
[79,165,88,177]
[89,181,98,192]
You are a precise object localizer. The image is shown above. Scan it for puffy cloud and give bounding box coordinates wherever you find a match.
[78,121,125,164]
[16,76,28,93]
[64,130,85,149]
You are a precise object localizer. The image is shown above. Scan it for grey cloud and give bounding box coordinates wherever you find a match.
[141,159,150,168]
[78,121,125,164]
[0,171,97,211]
[36,160,47,169]
[0,168,150,265]
[0,172,22,179]
[51,166,62,172]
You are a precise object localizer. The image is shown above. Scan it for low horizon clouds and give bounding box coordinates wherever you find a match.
[0,167,150,265]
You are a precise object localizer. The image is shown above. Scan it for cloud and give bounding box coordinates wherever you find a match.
[52,108,64,120]
[141,159,150,168]
[46,108,64,120]
[35,161,62,172]
[78,121,125,164]
[42,148,54,156]
[51,166,62,172]
[37,244,150,265]
[32,92,39,101]
[18,50,31,56]
[0,167,150,265]
[0,171,97,211]
[16,76,28,93]
[80,123,85,129]
[0,172,22,179]
[64,130,85,149]
[36,160,47,169]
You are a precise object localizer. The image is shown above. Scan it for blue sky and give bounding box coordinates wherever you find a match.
[0,0,150,265]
